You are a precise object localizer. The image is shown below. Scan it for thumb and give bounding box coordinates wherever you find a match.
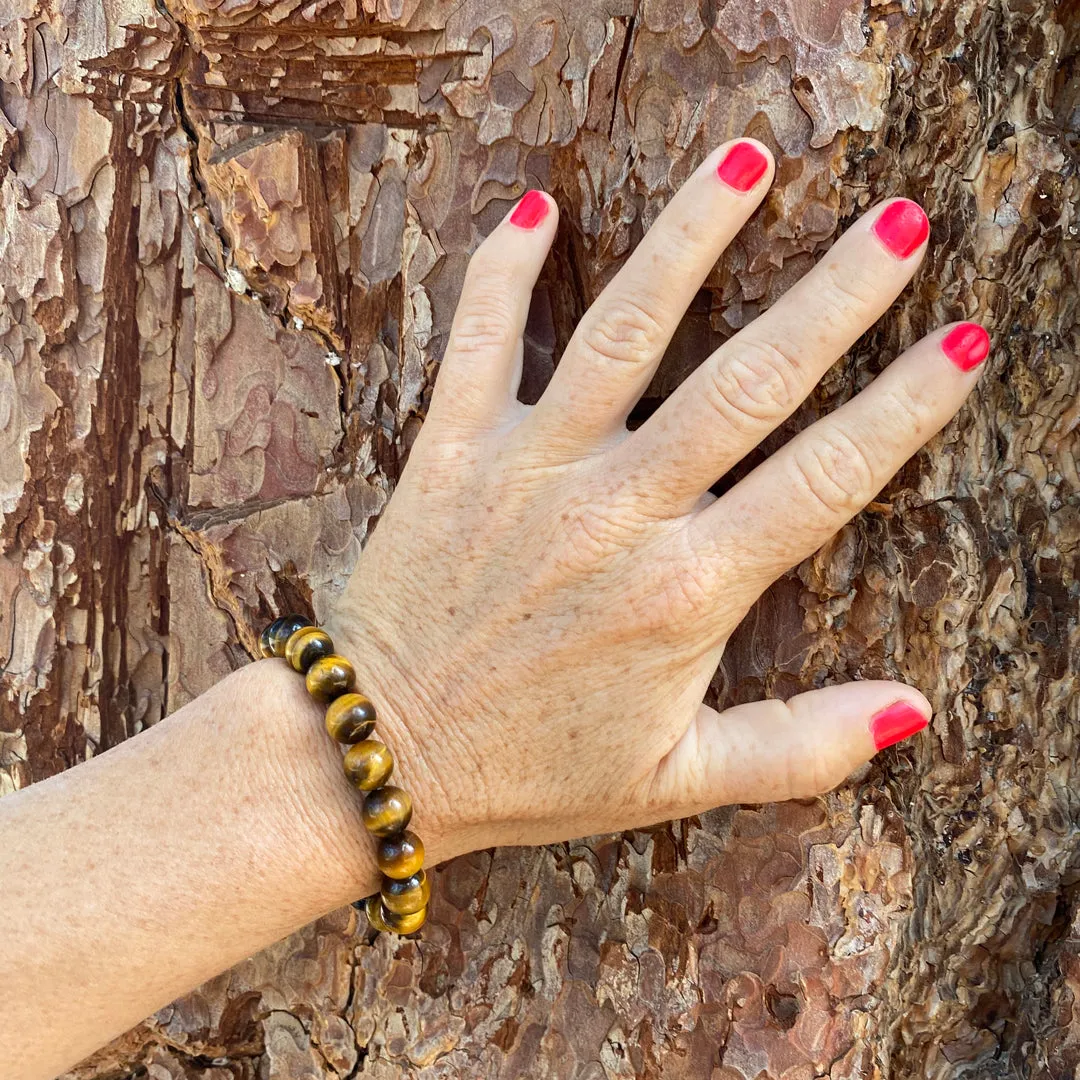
[649,681,930,815]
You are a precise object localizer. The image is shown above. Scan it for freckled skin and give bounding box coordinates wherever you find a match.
[320,154,970,867]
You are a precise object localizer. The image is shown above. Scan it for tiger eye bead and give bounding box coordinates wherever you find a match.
[343,740,393,791]
[259,618,283,658]
[305,654,356,702]
[363,894,393,933]
[382,905,427,934]
[377,830,425,879]
[268,614,312,657]
[285,627,334,673]
[381,869,431,916]
[362,785,412,837]
[326,693,377,744]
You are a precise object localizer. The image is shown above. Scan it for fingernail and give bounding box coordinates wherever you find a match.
[510,190,549,229]
[942,323,991,372]
[869,701,929,752]
[717,142,770,193]
[872,200,930,259]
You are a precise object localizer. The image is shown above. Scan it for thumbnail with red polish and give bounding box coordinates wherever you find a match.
[717,142,769,193]
[870,701,929,751]
[942,323,991,372]
[873,200,930,259]
[510,190,549,229]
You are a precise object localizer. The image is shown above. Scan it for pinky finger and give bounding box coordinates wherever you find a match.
[690,322,990,595]
[425,190,558,435]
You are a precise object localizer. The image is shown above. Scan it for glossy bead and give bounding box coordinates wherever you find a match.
[269,614,312,658]
[381,869,431,916]
[362,785,412,837]
[305,654,356,702]
[343,740,393,791]
[259,618,283,658]
[363,894,393,933]
[382,904,427,934]
[377,830,424,879]
[326,693,377,744]
[285,627,334,673]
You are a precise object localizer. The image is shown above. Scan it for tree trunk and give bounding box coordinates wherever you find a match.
[2,0,1078,1076]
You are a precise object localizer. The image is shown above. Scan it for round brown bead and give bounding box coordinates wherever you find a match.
[377,830,424,879]
[305,654,356,702]
[268,614,311,657]
[381,869,431,916]
[285,627,334,673]
[363,894,393,933]
[382,905,427,934]
[362,785,412,837]
[259,618,282,658]
[343,740,393,791]
[326,693,377,744]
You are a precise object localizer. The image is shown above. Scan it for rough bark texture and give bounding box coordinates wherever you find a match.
[1,0,1079,1076]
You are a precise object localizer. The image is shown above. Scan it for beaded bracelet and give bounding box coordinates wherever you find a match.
[259,614,431,935]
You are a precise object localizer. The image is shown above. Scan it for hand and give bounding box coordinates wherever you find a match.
[321,138,988,868]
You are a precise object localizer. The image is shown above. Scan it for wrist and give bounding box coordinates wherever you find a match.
[245,659,382,913]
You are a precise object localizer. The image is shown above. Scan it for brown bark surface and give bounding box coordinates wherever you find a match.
[2,0,1079,1076]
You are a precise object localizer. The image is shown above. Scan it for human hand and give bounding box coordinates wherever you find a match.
[320,139,988,869]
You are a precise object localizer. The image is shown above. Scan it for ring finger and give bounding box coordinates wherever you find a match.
[616,198,932,514]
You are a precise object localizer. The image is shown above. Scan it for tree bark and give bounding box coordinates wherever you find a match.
[1,0,1078,1076]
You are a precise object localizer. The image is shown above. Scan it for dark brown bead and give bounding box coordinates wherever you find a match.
[362,785,412,837]
[363,894,393,933]
[269,614,312,657]
[285,627,334,673]
[343,740,393,791]
[382,904,427,934]
[381,869,430,916]
[305,654,356,702]
[259,618,283,658]
[325,693,377,744]
[377,830,424,879]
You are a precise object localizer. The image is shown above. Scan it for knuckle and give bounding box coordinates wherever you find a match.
[792,429,876,517]
[450,298,515,356]
[881,385,935,440]
[633,552,722,636]
[818,266,878,327]
[579,296,667,369]
[704,340,802,426]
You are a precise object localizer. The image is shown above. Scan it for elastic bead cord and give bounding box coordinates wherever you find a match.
[259,614,430,935]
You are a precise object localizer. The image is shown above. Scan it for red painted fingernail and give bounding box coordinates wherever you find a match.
[942,323,991,372]
[869,702,929,752]
[717,142,770,193]
[872,200,930,259]
[510,190,549,229]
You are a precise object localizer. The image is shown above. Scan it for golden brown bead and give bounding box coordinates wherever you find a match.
[362,785,412,837]
[381,869,431,916]
[343,740,393,791]
[259,619,281,658]
[363,894,393,933]
[326,693,377,744]
[377,830,424,879]
[382,905,427,934]
[305,654,356,702]
[268,614,311,657]
[285,627,334,673]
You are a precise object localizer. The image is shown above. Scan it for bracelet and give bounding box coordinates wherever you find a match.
[259,615,431,935]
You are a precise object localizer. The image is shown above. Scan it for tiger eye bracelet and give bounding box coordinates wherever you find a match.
[259,615,430,935]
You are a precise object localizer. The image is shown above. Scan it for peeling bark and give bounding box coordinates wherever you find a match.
[1,0,1079,1076]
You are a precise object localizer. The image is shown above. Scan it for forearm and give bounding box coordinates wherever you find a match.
[0,661,380,1080]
